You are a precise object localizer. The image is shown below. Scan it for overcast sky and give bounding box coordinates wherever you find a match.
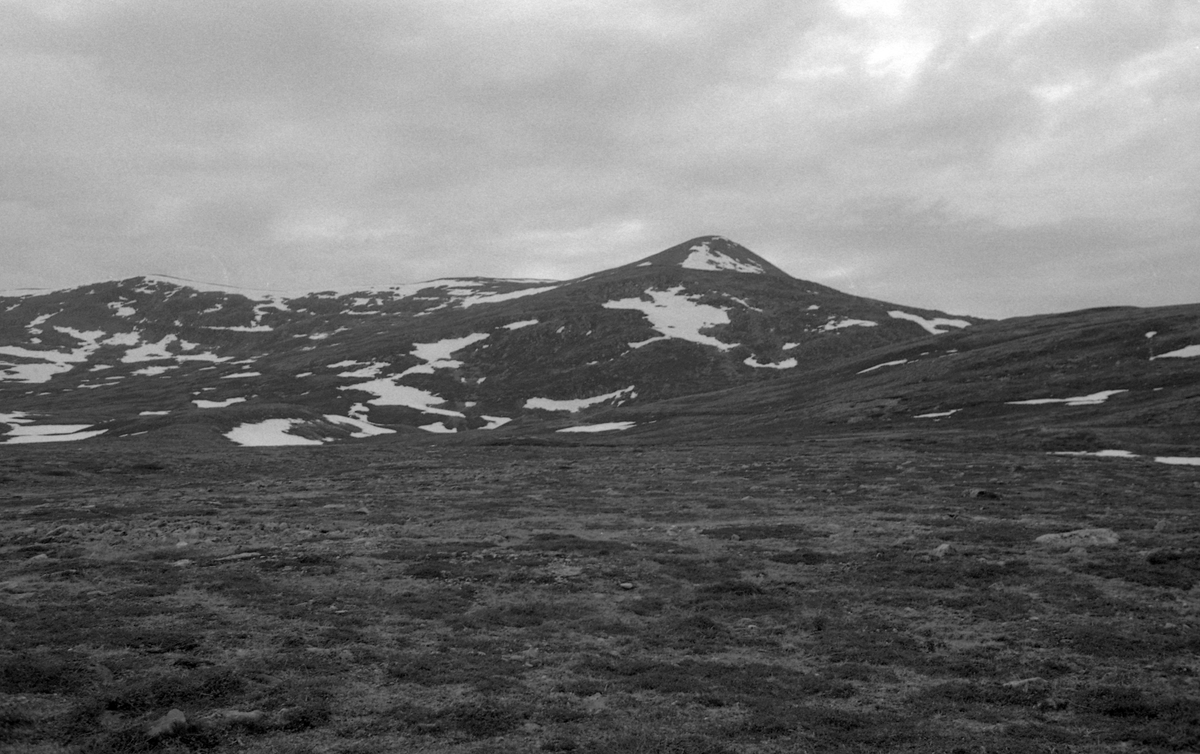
[1,0,1197,318]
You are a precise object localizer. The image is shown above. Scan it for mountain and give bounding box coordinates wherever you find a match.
[1,236,990,445]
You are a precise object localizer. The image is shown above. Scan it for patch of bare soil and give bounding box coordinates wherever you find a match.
[1,437,1198,753]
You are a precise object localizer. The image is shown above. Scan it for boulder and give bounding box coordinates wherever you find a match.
[147,708,187,739]
[1034,528,1119,548]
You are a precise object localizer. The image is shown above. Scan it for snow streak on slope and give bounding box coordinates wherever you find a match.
[525,386,636,412]
[1007,390,1127,406]
[858,359,908,374]
[557,422,636,433]
[820,318,877,332]
[1152,344,1200,359]
[888,310,971,335]
[680,240,765,274]
[603,287,733,351]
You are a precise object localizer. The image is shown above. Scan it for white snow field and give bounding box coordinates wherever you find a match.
[557,422,636,433]
[744,356,798,369]
[224,419,323,446]
[680,240,765,274]
[1156,456,1200,465]
[888,310,971,335]
[525,386,636,412]
[603,287,734,351]
[1007,390,1127,406]
[1152,344,1200,359]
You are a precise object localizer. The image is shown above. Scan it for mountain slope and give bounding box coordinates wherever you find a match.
[1,236,985,445]
[592,302,1200,452]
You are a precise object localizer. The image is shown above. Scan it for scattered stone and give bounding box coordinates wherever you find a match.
[618,582,635,590]
[217,709,265,725]
[147,708,187,739]
[1034,528,1119,548]
[171,559,194,567]
[175,540,189,548]
[964,488,1000,499]
[217,551,260,561]
[930,543,953,558]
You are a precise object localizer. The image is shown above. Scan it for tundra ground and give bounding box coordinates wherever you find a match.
[2,434,1198,753]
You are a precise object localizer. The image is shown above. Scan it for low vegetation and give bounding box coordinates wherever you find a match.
[1,435,1198,752]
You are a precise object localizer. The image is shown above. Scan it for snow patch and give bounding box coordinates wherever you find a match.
[525,386,636,413]
[133,365,176,377]
[744,356,798,369]
[323,414,396,438]
[139,410,170,416]
[1156,456,1200,466]
[1152,344,1200,359]
[340,380,464,417]
[914,409,960,419]
[603,287,733,351]
[225,419,323,446]
[220,371,261,379]
[888,310,971,335]
[481,415,512,430]
[1007,390,1127,406]
[503,319,539,330]
[193,397,246,408]
[557,422,636,433]
[680,241,765,274]
[1053,449,1138,458]
[419,422,458,433]
[820,318,877,332]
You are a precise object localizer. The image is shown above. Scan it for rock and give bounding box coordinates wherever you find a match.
[964,488,1000,499]
[618,582,635,590]
[1034,528,1119,548]
[218,709,265,726]
[930,543,953,558]
[147,708,187,739]
[216,551,260,561]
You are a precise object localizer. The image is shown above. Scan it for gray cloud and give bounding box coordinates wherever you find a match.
[0,0,1197,317]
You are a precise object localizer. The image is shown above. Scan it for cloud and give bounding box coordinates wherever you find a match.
[0,0,1197,317]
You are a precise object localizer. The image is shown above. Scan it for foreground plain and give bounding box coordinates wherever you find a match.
[2,434,1199,753]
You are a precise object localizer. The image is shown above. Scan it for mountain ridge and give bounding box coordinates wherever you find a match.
[3,236,1195,449]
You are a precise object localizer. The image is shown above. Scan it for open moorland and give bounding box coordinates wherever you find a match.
[2,433,1199,753]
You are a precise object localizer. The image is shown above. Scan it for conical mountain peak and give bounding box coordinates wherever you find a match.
[625,236,792,278]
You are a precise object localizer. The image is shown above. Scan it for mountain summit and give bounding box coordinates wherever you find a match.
[616,236,791,278]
